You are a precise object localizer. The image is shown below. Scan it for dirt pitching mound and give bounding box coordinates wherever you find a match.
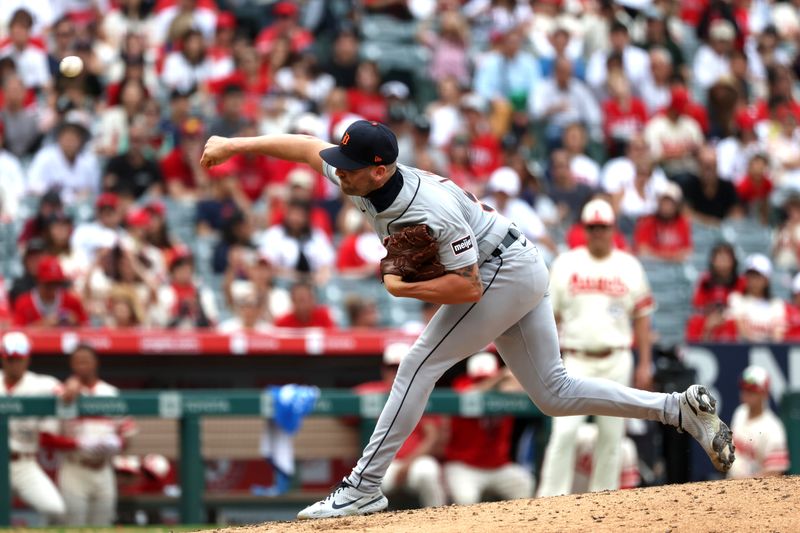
[219,476,800,533]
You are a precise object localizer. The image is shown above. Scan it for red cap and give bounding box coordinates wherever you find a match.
[146,201,166,216]
[669,87,689,114]
[735,108,757,131]
[126,208,151,228]
[168,246,193,270]
[217,11,236,29]
[274,1,298,16]
[96,192,120,209]
[37,256,67,284]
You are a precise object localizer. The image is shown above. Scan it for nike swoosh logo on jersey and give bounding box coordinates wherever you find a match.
[331,497,362,509]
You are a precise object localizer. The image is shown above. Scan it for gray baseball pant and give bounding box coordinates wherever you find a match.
[347,239,681,491]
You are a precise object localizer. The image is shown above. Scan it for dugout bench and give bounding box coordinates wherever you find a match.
[0,389,543,526]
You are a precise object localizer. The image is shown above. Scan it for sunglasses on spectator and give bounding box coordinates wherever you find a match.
[586,225,612,231]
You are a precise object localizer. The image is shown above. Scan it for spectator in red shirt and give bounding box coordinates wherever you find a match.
[736,154,772,224]
[602,72,648,158]
[12,256,88,327]
[685,242,743,341]
[460,93,502,183]
[255,1,314,56]
[274,281,335,329]
[353,343,446,507]
[633,182,692,261]
[160,118,208,199]
[783,273,800,340]
[444,353,534,505]
[336,207,384,279]
[347,61,388,123]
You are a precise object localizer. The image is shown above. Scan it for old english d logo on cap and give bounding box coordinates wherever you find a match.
[319,120,399,171]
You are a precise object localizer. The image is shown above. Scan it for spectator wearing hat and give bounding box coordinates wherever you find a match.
[70,192,125,263]
[681,145,742,224]
[716,107,764,184]
[482,167,555,254]
[353,343,447,508]
[693,19,735,92]
[728,254,786,342]
[8,238,47,306]
[266,166,333,237]
[643,87,704,182]
[125,208,167,282]
[0,119,25,221]
[12,255,87,327]
[728,366,790,479]
[103,119,164,202]
[153,249,217,329]
[0,8,50,90]
[255,1,313,56]
[736,154,773,223]
[209,83,249,138]
[444,352,534,504]
[586,22,650,97]
[530,56,601,149]
[217,284,272,333]
[274,281,335,329]
[160,117,209,199]
[0,74,41,158]
[27,118,100,205]
[534,24,585,81]
[633,182,692,262]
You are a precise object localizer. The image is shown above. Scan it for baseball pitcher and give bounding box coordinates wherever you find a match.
[538,198,652,496]
[200,120,734,519]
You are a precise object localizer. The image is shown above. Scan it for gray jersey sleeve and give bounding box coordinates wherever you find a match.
[321,161,341,187]
[427,204,479,271]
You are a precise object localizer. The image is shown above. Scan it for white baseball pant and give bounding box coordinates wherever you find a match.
[10,458,66,520]
[59,460,116,526]
[444,461,534,505]
[382,456,446,507]
[537,349,633,496]
[347,240,681,492]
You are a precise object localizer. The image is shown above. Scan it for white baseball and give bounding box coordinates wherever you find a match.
[59,55,84,78]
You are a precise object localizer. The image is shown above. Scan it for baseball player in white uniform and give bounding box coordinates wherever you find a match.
[0,332,66,522]
[200,120,735,519]
[572,423,641,493]
[728,365,790,479]
[59,344,137,526]
[538,199,653,496]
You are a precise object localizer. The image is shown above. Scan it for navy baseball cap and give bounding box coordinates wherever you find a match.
[320,120,398,170]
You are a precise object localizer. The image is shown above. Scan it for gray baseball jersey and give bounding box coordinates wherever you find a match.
[322,161,682,492]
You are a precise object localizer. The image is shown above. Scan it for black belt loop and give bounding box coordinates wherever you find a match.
[491,227,521,258]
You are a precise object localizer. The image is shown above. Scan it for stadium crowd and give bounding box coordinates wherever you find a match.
[1,0,800,341]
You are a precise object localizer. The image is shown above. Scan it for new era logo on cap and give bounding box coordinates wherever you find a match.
[320,120,399,170]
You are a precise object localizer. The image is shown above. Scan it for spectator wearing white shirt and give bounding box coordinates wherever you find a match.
[530,56,601,148]
[716,109,763,184]
[617,157,666,220]
[643,87,704,181]
[161,29,232,93]
[27,119,101,205]
[0,9,50,90]
[257,199,335,286]
[639,48,673,116]
[585,21,650,97]
[692,20,735,94]
[0,121,25,221]
[217,285,272,333]
[562,123,601,189]
[69,193,125,264]
[482,167,555,254]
